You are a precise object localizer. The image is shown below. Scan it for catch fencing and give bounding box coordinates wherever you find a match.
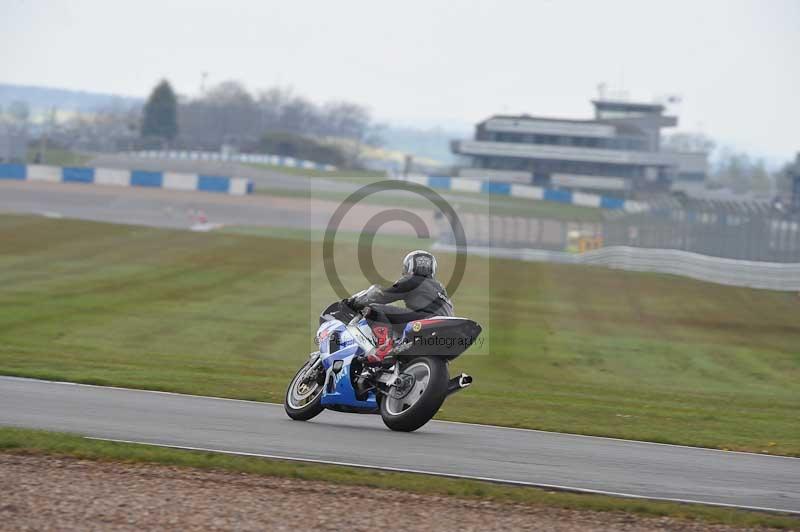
[437,196,800,264]
[604,198,800,263]
[437,211,600,252]
[131,150,337,172]
[433,243,800,292]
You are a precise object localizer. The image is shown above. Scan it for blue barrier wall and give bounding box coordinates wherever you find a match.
[543,188,573,204]
[198,175,231,193]
[62,167,94,184]
[130,170,163,188]
[0,164,253,196]
[0,163,26,180]
[404,175,643,212]
[482,182,512,196]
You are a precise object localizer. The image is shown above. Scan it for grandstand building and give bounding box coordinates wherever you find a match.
[451,98,707,199]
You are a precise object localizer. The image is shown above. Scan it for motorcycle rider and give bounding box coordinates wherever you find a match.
[348,250,453,365]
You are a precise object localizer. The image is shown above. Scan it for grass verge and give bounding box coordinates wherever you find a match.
[219,224,437,249]
[254,181,605,222]
[0,427,797,529]
[26,148,92,167]
[247,162,385,179]
[0,214,798,455]
[246,166,604,222]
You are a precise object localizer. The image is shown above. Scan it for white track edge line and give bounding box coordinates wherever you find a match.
[85,436,800,516]
[0,375,269,406]
[3,375,797,461]
[431,419,800,460]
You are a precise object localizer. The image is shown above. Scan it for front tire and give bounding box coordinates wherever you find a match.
[380,356,448,432]
[284,360,325,421]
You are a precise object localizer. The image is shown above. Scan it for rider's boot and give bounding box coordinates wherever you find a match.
[365,324,394,365]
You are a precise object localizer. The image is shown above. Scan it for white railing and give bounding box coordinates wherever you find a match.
[433,243,800,292]
[129,150,337,172]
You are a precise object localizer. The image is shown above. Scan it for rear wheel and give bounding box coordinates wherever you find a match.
[380,356,448,432]
[284,360,325,421]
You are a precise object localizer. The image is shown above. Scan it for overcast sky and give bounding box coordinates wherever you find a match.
[2,0,798,163]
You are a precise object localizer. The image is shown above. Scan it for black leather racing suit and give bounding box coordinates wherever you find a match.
[357,274,454,326]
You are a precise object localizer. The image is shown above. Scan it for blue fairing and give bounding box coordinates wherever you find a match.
[317,320,377,410]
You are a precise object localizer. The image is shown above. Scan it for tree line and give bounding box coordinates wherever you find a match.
[662,132,792,197]
[1,79,383,169]
[3,82,795,193]
[139,79,383,167]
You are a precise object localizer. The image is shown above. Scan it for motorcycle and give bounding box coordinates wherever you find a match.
[284,287,482,432]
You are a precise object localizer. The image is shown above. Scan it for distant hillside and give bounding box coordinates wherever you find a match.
[0,83,469,164]
[379,125,468,165]
[0,83,142,112]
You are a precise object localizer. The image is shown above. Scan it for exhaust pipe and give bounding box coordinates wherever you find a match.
[446,373,473,396]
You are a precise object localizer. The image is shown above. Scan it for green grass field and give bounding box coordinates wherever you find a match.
[0,214,798,455]
[247,162,386,179]
[254,180,605,222]
[26,148,92,167]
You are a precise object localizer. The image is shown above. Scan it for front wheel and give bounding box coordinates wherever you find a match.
[284,359,325,421]
[380,356,448,432]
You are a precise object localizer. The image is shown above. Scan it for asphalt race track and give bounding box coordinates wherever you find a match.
[1,377,798,514]
[0,165,497,232]
[0,181,435,235]
[0,180,331,230]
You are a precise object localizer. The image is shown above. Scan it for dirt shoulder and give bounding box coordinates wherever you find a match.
[0,454,780,532]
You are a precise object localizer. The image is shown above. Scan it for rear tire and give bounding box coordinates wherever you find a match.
[284,360,325,421]
[380,356,448,432]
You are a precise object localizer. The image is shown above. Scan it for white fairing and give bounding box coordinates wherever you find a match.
[346,318,377,358]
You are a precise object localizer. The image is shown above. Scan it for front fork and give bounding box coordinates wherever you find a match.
[300,351,324,385]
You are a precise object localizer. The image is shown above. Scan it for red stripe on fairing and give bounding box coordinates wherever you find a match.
[405,317,463,333]
[418,319,447,326]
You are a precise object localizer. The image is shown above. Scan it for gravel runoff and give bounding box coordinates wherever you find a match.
[0,454,777,532]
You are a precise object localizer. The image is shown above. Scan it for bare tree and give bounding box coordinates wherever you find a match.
[156,80,382,167]
[6,101,30,127]
[662,132,715,153]
[711,149,778,196]
[179,80,261,149]
[774,160,796,196]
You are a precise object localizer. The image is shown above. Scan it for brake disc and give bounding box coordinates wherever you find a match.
[389,373,416,400]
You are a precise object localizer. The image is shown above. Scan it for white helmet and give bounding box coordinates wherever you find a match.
[402,250,437,277]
